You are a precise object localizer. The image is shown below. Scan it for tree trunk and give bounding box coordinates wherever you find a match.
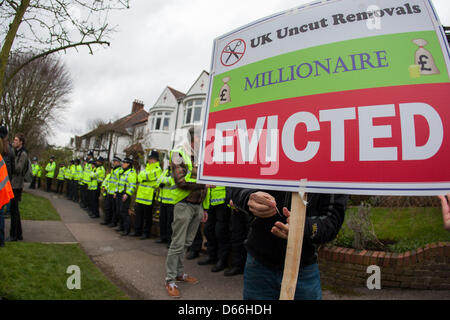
[0,0,31,99]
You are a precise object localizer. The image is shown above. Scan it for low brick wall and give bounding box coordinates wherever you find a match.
[318,242,450,290]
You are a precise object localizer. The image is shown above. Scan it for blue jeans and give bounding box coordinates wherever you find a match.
[243,253,322,300]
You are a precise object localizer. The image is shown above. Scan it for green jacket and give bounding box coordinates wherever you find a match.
[118,167,137,196]
[57,167,65,180]
[136,162,162,205]
[65,165,72,180]
[102,173,111,196]
[108,166,123,195]
[32,164,42,178]
[45,161,56,178]
[157,168,177,205]
[82,163,92,185]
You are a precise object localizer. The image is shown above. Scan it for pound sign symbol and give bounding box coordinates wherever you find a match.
[418,55,432,71]
[220,89,228,102]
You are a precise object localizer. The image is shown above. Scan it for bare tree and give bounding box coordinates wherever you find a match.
[1,52,72,156]
[0,0,130,99]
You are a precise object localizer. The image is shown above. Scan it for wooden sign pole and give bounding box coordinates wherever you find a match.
[279,191,307,300]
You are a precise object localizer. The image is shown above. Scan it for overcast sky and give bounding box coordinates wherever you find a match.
[50,0,450,147]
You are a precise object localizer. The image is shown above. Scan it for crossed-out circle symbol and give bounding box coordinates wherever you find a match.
[220,39,246,67]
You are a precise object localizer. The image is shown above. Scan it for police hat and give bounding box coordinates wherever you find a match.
[50,155,55,159]
[70,159,75,164]
[87,150,94,156]
[75,159,80,164]
[113,156,122,162]
[96,156,105,162]
[123,157,133,164]
[148,150,159,160]
[32,157,38,161]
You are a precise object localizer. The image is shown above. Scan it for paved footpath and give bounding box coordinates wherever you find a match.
[7,186,450,300]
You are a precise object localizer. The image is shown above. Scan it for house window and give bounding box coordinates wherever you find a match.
[150,111,171,131]
[184,99,204,124]
[84,138,90,149]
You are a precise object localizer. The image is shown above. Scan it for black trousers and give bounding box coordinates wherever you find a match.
[10,189,23,240]
[56,179,64,194]
[113,195,121,226]
[230,209,249,268]
[65,179,71,198]
[72,182,80,202]
[46,177,53,192]
[159,203,174,242]
[90,187,100,217]
[204,203,231,262]
[103,194,114,224]
[119,194,132,232]
[134,203,153,235]
[30,176,36,189]
[80,185,88,207]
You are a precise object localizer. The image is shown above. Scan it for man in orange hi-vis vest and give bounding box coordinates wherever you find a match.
[0,153,15,247]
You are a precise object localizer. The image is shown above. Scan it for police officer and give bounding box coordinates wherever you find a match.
[45,156,56,192]
[100,169,112,225]
[56,163,66,194]
[198,186,231,272]
[90,157,105,219]
[116,157,137,236]
[83,158,94,214]
[72,158,82,202]
[156,165,176,246]
[80,157,90,209]
[66,160,74,199]
[29,157,41,189]
[108,156,123,228]
[132,150,162,239]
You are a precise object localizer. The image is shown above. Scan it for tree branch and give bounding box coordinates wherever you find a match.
[5,40,110,86]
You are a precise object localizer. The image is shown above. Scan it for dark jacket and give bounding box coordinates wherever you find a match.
[2,144,15,177]
[227,188,348,271]
[11,147,28,190]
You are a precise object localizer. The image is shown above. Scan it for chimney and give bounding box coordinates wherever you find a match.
[132,99,144,113]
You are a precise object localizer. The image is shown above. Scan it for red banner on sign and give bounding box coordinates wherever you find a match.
[202,83,450,184]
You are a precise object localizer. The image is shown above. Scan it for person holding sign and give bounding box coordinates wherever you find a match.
[228,189,348,300]
[439,194,450,231]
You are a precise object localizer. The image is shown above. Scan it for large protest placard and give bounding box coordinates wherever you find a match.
[198,0,450,195]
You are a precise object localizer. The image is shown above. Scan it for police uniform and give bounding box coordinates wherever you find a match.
[56,163,66,194]
[132,151,162,239]
[30,157,41,189]
[89,157,105,218]
[66,160,74,199]
[156,167,177,244]
[45,156,56,192]
[108,157,123,228]
[116,157,137,236]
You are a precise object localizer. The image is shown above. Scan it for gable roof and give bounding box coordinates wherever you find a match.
[185,70,209,96]
[80,108,149,139]
[168,86,185,100]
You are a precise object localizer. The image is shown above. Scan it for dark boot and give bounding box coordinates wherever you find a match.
[211,260,227,272]
[186,250,199,260]
[224,266,244,276]
[198,256,217,266]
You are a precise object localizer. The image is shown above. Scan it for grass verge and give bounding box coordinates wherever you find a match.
[335,207,450,252]
[18,192,60,221]
[0,242,129,300]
